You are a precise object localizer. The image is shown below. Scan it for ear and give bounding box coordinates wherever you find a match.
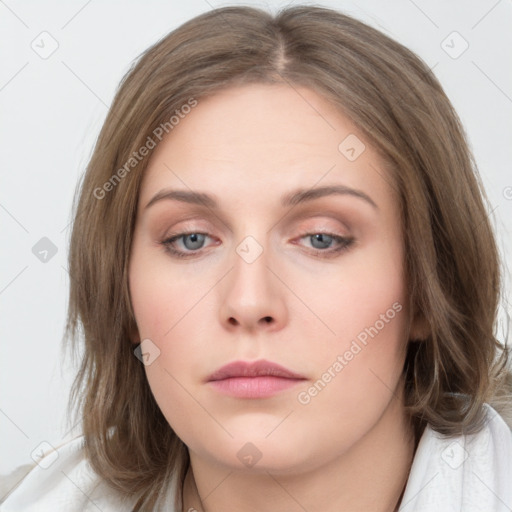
[128,321,141,345]
[409,312,430,341]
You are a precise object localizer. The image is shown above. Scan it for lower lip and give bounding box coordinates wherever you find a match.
[208,376,304,398]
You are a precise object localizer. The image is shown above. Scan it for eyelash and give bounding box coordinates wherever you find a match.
[160,231,355,259]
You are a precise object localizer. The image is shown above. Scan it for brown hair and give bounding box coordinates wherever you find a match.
[66,5,511,509]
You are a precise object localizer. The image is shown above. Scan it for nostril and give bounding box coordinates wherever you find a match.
[227,316,273,326]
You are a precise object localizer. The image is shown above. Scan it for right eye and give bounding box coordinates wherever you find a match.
[160,232,216,258]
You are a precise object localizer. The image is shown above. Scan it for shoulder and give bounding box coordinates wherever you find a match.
[0,436,137,512]
[400,404,512,511]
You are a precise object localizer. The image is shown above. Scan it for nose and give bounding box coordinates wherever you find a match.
[218,241,288,333]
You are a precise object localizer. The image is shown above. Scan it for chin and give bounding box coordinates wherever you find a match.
[191,426,322,475]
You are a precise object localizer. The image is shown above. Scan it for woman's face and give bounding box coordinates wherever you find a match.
[129,83,416,474]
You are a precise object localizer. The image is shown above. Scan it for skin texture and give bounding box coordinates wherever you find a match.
[129,84,421,511]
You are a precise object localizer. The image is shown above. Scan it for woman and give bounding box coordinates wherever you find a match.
[2,5,511,512]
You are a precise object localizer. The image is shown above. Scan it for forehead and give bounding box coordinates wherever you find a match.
[139,83,395,213]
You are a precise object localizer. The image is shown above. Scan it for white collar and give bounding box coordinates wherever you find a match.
[399,404,512,511]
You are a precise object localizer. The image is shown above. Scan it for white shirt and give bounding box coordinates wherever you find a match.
[2,404,511,511]
[399,404,512,511]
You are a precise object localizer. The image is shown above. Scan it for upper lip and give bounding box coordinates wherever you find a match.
[207,359,306,381]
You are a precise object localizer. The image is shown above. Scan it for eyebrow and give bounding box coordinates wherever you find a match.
[144,184,378,211]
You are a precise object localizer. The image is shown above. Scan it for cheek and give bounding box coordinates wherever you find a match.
[129,239,209,340]
[293,234,408,421]
[299,292,407,411]
[289,293,408,461]
[129,243,220,444]
[295,230,406,360]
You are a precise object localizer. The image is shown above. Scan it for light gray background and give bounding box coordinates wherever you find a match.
[1,0,511,475]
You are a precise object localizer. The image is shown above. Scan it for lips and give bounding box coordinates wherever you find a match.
[207,359,305,381]
[206,360,306,398]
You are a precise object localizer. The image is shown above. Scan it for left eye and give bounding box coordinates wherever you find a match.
[297,233,354,254]
[304,233,336,250]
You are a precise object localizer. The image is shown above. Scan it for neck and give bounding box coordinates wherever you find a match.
[182,398,415,512]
